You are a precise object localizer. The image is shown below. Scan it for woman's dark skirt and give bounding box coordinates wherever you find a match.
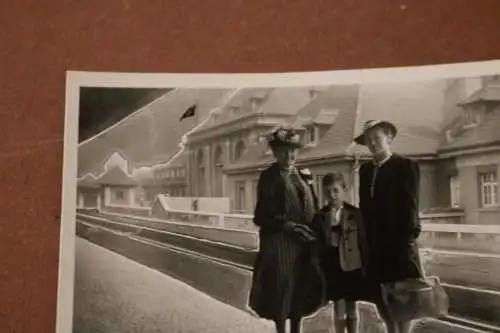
[323,246,371,302]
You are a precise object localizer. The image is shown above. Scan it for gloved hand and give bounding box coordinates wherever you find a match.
[292,224,317,242]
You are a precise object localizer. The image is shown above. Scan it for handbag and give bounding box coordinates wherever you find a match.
[380,276,449,321]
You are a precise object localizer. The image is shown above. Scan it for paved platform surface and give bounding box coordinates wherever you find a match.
[73,237,276,333]
[73,228,489,333]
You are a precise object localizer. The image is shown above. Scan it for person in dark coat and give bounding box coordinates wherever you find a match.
[298,167,319,210]
[248,126,326,333]
[354,120,423,333]
[311,172,370,333]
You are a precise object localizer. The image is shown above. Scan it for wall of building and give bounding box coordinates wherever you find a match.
[305,160,354,207]
[418,160,440,210]
[226,170,261,213]
[225,158,439,214]
[186,120,283,199]
[457,150,500,224]
[77,187,101,209]
[433,158,459,208]
[103,185,135,207]
[187,128,254,198]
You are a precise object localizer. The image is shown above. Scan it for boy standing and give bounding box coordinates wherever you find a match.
[311,172,370,333]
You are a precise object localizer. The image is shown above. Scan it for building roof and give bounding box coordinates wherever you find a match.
[297,84,360,160]
[226,80,448,172]
[226,85,359,169]
[193,87,315,134]
[349,81,447,157]
[77,174,100,188]
[439,105,500,152]
[77,88,230,177]
[96,166,138,186]
[195,88,274,132]
[458,83,500,106]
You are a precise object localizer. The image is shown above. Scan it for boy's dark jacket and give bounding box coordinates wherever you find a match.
[311,202,370,276]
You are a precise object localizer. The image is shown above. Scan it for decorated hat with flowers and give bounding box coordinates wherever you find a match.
[267,126,302,149]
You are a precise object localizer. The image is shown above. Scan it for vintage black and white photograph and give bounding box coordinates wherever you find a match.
[57,62,500,333]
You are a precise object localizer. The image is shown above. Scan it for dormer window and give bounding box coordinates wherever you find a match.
[250,97,263,112]
[464,110,476,126]
[305,126,318,146]
[229,106,240,116]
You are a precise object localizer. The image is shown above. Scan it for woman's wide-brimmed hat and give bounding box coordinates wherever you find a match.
[353,120,398,146]
[267,126,303,149]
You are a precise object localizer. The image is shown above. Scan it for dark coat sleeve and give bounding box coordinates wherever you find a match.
[253,168,287,232]
[357,162,369,212]
[354,209,369,276]
[395,158,421,244]
[310,212,324,250]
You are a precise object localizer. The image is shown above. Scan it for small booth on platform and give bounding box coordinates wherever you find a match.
[77,174,101,210]
[96,166,142,214]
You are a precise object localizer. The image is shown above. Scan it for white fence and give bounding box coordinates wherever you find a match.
[78,206,500,254]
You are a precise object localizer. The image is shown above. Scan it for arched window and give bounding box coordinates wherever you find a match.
[234,140,247,162]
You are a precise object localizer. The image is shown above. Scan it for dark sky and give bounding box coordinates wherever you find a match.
[78,87,172,142]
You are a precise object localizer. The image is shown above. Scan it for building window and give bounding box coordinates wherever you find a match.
[305,126,317,145]
[449,175,461,208]
[250,97,263,112]
[234,140,247,161]
[463,109,478,126]
[479,171,498,207]
[115,190,124,200]
[235,181,247,212]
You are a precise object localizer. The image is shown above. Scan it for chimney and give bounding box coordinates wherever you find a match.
[309,88,321,99]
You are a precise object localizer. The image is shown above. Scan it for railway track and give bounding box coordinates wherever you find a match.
[76,214,500,333]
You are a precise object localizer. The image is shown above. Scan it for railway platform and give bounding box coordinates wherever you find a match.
[73,237,276,333]
[74,224,499,333]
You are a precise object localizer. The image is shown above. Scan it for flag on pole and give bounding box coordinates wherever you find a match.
[180,104,197,121]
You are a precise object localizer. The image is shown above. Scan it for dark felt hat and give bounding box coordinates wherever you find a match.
[353,120,397,146]
[267,126,303,149]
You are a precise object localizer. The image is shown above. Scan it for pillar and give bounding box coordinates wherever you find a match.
[97,193,102,210]
[204,145,211,197]
[187,149,193,197]
[223,139,231,197]
[78,192,84,208]
[104,186,111,206]
[128,188,134,206]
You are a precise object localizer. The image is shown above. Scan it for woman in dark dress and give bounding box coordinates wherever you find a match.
[354,120,424,333]
[248,127,326,333]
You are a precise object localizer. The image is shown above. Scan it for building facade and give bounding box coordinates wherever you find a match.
[77,79,500,225]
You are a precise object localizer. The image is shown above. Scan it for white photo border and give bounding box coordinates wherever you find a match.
[57,59,500,333]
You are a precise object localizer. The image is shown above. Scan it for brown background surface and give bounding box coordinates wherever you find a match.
[1,0,500,332]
